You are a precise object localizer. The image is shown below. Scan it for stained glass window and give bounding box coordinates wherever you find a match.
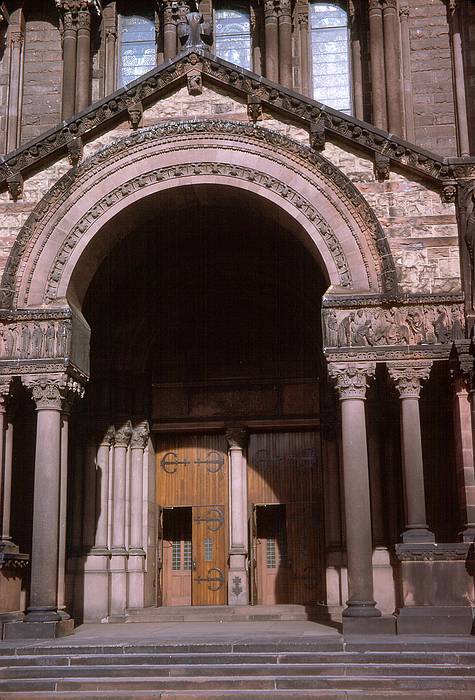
[118,11,156,88]
[214,3,252,70]
[310,3,352,115]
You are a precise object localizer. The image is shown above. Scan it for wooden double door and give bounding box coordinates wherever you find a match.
[157,434,228,607]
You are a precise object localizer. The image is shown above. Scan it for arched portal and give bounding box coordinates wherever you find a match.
[4,121,403,626]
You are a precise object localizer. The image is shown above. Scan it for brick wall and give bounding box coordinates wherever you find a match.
[409,0,457,155]
[20,1,62,145]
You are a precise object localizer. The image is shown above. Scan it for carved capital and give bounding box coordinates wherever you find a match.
[131,421,150,449]
[99,424,115,447]
[24,375,66,411]
[0,379,12,413]
[9,31,24,49]
[77,9,91,30]
[328,362,376,400]
[387,362,432,399]
[264,0,279,19]
[278,0,292,17]
[115,420,132,448]
[381,0,398,10]
[225,427,248,450]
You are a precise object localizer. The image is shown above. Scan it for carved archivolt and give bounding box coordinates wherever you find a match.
[2,120,396,309]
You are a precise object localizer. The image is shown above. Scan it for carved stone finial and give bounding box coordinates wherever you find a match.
[441,183,457,203]
[309,121,325,151]
[66,136,83,167]
[387,362,432,399]
[178,12,212,51]
[186,69,202,96]
[373,152,390,182]
[225,427,248,450]
[131,421,150,449]
[327,362,376,400]
[247,94,262,123]
[115,420,133,447]
[126,101,143,130]
[6,173,23,201]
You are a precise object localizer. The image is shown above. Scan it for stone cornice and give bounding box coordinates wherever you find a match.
[0,50,473,197]
[395,542,470,561]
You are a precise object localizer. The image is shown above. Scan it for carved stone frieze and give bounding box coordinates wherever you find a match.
[387,361,432,399]
[0,319,72,360]
[395,542,469,561]
[323,303,465,350]
[131,421,150,449]
[115,420,133,448]
[327,362,376,400]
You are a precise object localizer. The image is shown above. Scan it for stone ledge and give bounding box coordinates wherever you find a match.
[342,615,397,636]
[396,606,474,635]
[3,618,74,640]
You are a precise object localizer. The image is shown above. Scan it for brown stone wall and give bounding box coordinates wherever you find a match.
[409,0,457,155]
[20,2,62,145]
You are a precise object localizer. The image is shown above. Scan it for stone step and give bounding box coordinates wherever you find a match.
[2,650,475,666]
[125,605,327,624]
[3,692,475,699]
[1,662,475,679]
[1,674,475,693]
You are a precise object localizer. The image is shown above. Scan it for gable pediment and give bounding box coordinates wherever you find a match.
[0,49,474,198]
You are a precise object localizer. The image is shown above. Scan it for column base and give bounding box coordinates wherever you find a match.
[4,618,74,640]
[459,526,475,543]
[343,600,382,618]
[343,615,396,635]
[396,606,473,635]
[227,554,249,605]
[401,528,435,543]
[25,607,61,622]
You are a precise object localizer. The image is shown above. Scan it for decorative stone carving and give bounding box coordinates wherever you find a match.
[395,542,469,561]
[0,319,72,360]
[114,420,132,448]
[6,173,23,201]
[126,101,143,130]
[225,428,248,450]
[247,94,262,123]
[66,136,83,167]
[327,362,376,400]
[387,362,432,399]
[441,183,457,203]
[179,12,212,50]
[309,122,325,151]
[99,424,115,447]
[373,153,390,182]
[24,376,66,411]
[323,303,465,349]
[186,70,202,96]
[131,421,150,450]
[457,180,475,332]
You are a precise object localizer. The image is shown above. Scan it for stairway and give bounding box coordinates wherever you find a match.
[0,638,474,698]
[125,604,331,623]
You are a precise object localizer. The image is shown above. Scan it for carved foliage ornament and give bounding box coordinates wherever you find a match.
[387,362,432,399]
[327,362,376,400]
[225,428,248,450]
[131,421,150,449]
[25,374,84,410]
[115,420,133,448]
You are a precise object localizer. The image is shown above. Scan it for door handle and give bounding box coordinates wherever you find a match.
[192,559,197,570]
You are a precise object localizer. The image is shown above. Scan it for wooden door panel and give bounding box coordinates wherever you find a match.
[162,507,192,607]
[192,505,226,606]
[286,502,320,604]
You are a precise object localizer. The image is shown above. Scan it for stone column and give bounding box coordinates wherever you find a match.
[57,398,73,617]
[298,12,310,97]
[368,0,387,130]
[453,369,475,541]
[6,21,24,153]
[104,11,117,96]
[328,363,381,619]
[76,7,91,112]
[0,380,16,551]
[23,376,82,627]
[264,0,279,83]
[128,422,149,610]
[388,362,435,543]
[278,0,292,88]
[349,9,364,121]
[399,0,415,142]
[110,420,132,621]
[448,1,470,157]
[382,0,404,136]
[226,428,249,605]
[60,7,78,120]
[163,1,177,61]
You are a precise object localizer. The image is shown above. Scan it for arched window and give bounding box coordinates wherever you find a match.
[214,2,252,71]
[118,8,156,88]
[309,3,352,115]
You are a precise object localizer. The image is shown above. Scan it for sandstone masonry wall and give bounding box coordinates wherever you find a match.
[409,0,457,155]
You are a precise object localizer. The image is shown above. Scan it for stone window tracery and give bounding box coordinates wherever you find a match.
[214,2,252,70]
[118,7,156,88]
[309,2,352,115]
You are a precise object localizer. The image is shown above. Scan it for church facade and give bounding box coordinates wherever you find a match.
[0,0,474,639]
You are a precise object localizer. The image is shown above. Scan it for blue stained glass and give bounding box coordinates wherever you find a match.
[310,2,352,115]
[215,5,252,70]
[118,12,156,88]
